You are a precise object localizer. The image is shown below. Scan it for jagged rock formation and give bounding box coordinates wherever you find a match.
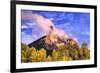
[28,27,79,56]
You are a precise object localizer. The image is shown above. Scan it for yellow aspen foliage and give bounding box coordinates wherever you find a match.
[83,48,90,59]
[21,41,90,63]
[68,57,73,61]
[47,55,52,61]
[52,49,59,61]
[30,47,37,62]
[33,48,47,62]
[38,48,46,61]
[79,48,83,56]
[21,50,27,62]
[62,55,68,61]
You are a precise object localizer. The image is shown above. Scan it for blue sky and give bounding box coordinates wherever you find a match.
[21,10,90,47]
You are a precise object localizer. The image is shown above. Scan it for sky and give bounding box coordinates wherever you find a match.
[21,10,90,47]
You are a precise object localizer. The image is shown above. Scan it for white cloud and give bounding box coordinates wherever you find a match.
[57,23,71,28]
[32,34,37,38]
[49,17,54,21]
[21,22,36,29]
[21,11,69,40]
[81,31,90,36]
[26,23,36,26]
[21,11,55,34]
[21,25,28,29]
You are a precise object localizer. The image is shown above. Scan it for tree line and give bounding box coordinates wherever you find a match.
[21,42,90,63]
